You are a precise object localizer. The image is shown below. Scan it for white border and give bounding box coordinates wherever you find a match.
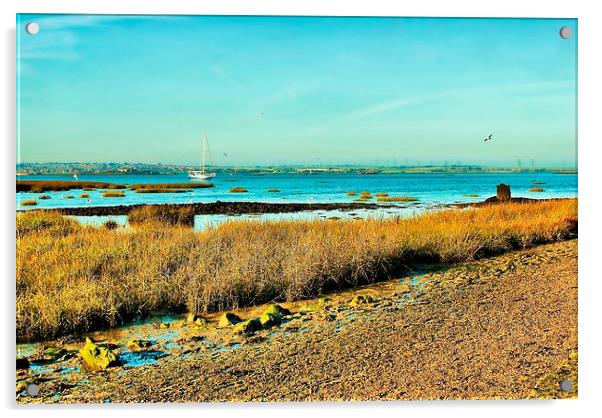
[2,1,601,417]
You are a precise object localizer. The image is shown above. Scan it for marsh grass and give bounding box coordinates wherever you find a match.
[377,196,419,202]
[64,195,75,199]
[17,180,125,193]
[529,188,545,192]
[129,183,213,191]
[346,192,357,196]
[229,186,248,193]
[134,188,190,194]
[80,193,90,199]
[39,195,51,200]
[16,199,577,339]
[128,205,196,227]
[463,194,481,198]
[267,189,281,193]
[102,190,126,198]
[375,192,389,197]
[20,198,37,207]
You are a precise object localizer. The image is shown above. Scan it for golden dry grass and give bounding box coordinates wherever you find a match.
[229,186,248,193]
[529,187,545,192]
[376,196,418,202]
[346,192,357,196]
[16,199,577,339]
[102,191,125,198]
[20,198,37,206]
[17,180,125,193]
[129,183,213,191]
[128,205,196,226]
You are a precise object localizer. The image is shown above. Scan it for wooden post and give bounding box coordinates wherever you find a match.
[496,184,511,201]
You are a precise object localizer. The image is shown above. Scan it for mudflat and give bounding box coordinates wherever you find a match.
[19,240,577,403]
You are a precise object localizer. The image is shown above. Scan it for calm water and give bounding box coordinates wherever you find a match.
[16,172,577,211]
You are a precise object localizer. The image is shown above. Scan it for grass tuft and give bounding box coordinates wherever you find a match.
[20,198,38,207]
[376,196,418,202]
[229,186,248,193]
[102,191,125,198]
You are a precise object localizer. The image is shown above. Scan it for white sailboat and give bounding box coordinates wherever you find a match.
[188,134,216,181]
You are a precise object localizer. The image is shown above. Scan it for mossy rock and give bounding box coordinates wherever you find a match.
[260,312,282,327]
[33,346,69,363]
[186,314,208,326]
[349,294,375,307]
[232,318,262,336]
[218,312,242,328]
[16,357,29,370]
[263,304,291,316]
[79,337,120,371]
[126,339,153,350]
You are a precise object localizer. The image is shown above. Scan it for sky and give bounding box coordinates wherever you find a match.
[17,15,577,167]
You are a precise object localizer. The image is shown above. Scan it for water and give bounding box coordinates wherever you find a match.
[17,172,577,211]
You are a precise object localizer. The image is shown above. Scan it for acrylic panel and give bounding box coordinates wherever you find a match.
[16,14,578,403]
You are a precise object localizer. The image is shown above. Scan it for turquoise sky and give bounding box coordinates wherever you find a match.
[17,15,577,167]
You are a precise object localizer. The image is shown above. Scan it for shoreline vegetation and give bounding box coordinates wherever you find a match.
[16,199,577,340]
[20,201,386,216]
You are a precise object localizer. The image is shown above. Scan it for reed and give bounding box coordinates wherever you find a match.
[134,188,190,194]
[17,180,125,193]
[102,190,126,198]
[16,199,577,339]
[128,205,196,226]
[229,186,248,193]
[20,198,37,207]
[129,183,213,191]
[376,196,418,202]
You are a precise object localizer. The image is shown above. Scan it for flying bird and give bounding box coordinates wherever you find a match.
[483,134,493,142]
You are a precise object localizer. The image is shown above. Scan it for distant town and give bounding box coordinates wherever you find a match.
[15,162,577,176]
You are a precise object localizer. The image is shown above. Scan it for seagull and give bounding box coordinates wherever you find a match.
[73,172,78,181]
[483,134,493,142]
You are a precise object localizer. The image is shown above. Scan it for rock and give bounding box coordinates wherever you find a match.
[126,339,153,350]
[16,357,29,370]
[263,304,291,316]
[186,313,207,325]
[349,294,374,307]
[259,306,285,327]
[16,381,27,393]
[218,312,242,328]
[232,318,262,336]
[496,184,511,201]
[79,338,120,371]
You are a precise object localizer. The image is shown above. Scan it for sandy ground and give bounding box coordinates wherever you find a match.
[17,240,577,403]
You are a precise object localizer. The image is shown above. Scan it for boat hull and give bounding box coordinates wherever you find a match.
[188,171,216,181]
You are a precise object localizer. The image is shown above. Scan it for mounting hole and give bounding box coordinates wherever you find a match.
[559,379,573,392]
[26,383,40,396]
[559,27,571,39]
[25,22,39,35]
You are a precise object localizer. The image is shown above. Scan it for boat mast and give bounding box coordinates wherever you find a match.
[201,134,207,173]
